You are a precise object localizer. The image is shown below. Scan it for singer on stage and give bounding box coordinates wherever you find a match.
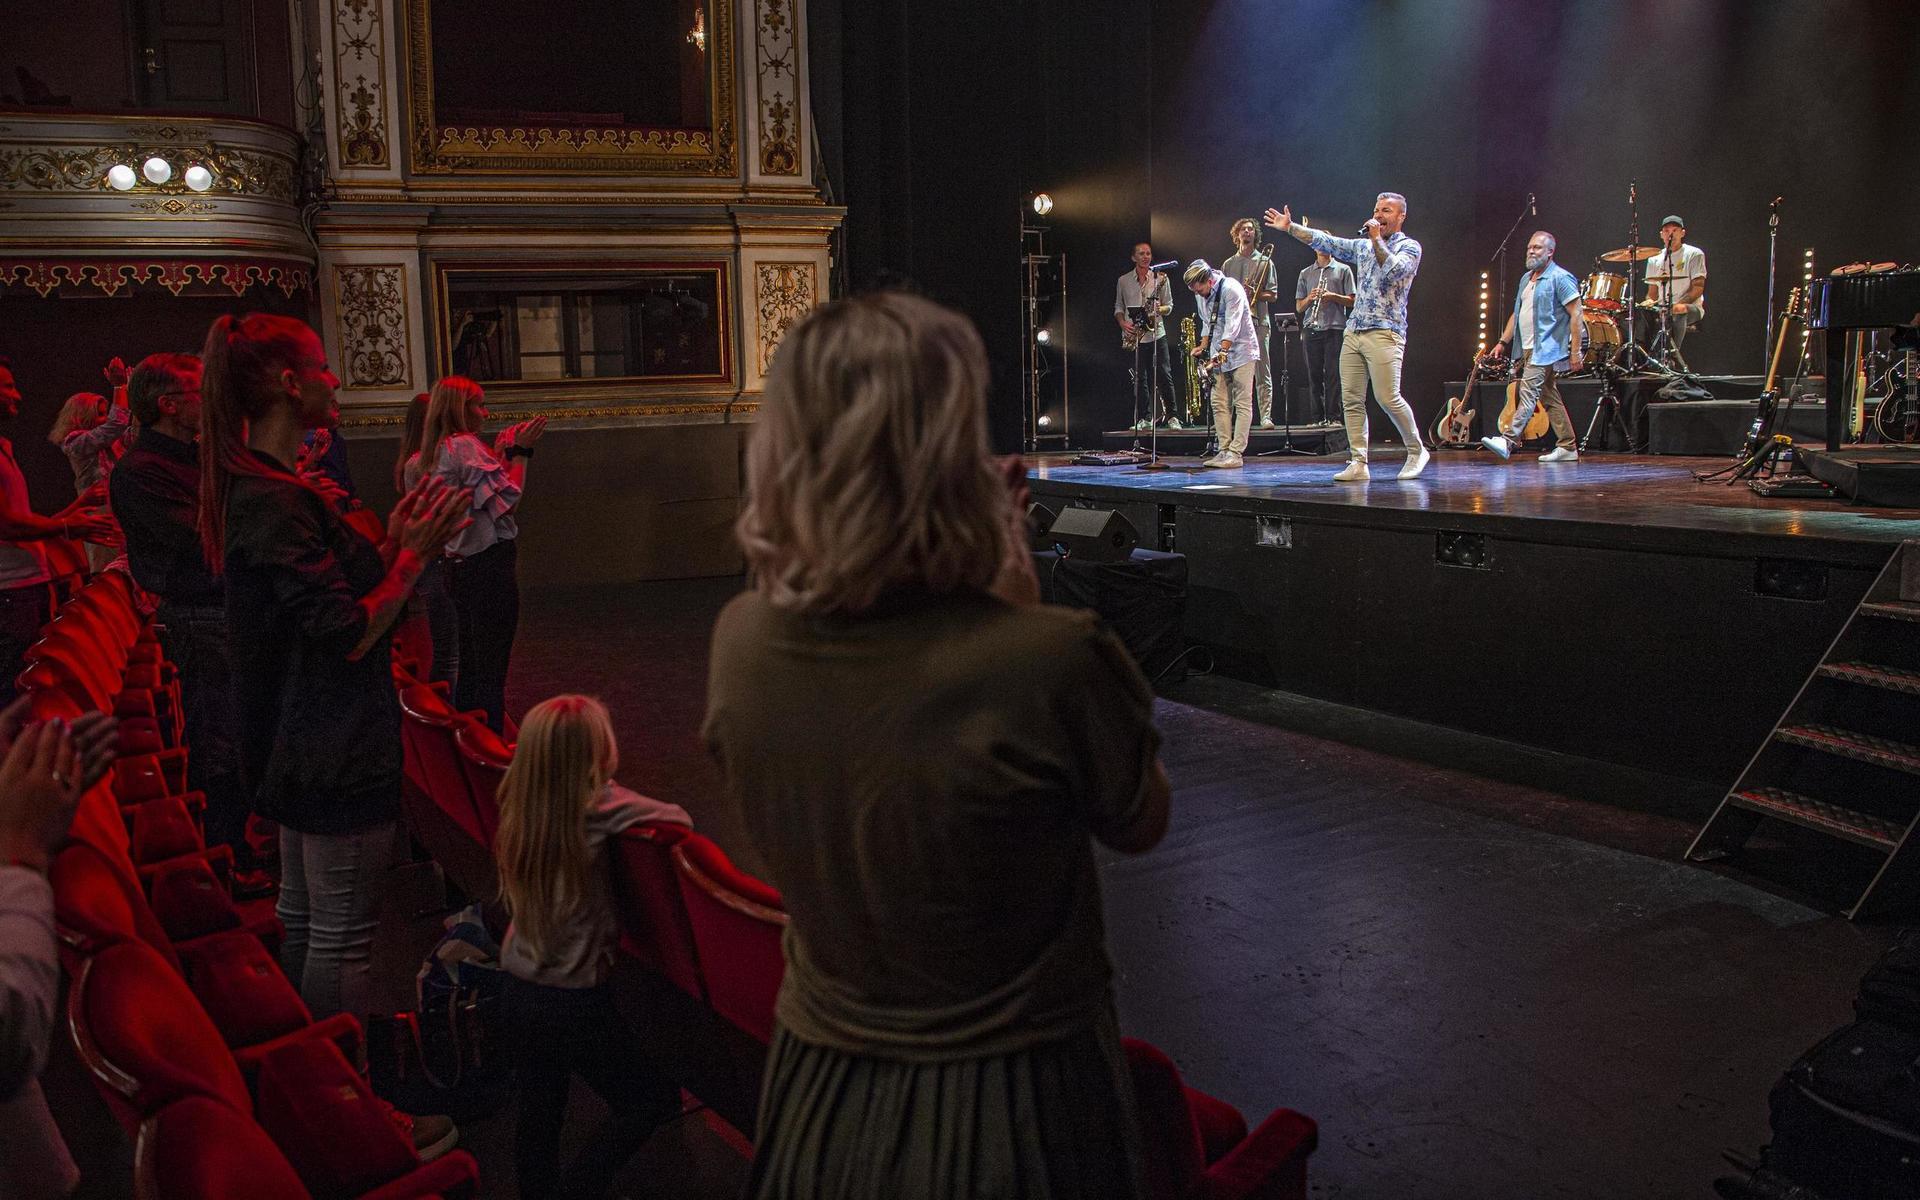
[1264,194,1430,481]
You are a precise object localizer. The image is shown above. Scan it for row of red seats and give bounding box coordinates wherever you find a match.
[26,573,481,1199]
[390,663,1318,1200]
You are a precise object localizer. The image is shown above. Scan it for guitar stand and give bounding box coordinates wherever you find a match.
[1579,365,1637,453]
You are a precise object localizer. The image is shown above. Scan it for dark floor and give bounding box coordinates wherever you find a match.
[394,577,1895,1200]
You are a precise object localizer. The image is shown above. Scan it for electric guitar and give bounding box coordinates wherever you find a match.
[1431,352,1503,447]
[1735,285,1805,464]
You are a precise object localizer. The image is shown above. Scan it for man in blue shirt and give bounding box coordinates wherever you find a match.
[1482,231,1585,462]
[1265,194,1430,481]
[1185,259,1259,468]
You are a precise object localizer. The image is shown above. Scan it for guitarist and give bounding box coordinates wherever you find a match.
[1114,242,1178,430]
[1185,259,1259,469]
[1223,219,1278,427]
[1482,231,1584,463]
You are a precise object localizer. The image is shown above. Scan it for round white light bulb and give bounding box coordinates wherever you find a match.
[1036,329,1052,345]
[1031,193,1053,216]
[142,156,173,185]
[106,164,137,191]
[183,165,213,192]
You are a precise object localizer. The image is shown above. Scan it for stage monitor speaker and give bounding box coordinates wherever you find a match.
[1026,501,1059,550]
[1048,507,1139,562]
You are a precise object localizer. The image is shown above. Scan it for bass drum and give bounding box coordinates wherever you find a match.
[1580,311,1621,365]
[1580,272,1630,314]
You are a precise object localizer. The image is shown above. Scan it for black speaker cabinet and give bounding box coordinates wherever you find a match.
[1047,507,1140,562]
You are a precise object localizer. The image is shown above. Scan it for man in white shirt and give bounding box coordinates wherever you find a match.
[1114,243,1179,429]
[1643,215,1706,369]
[1185,259,1259,468]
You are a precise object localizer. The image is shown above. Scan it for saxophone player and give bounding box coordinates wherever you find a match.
[1115,242,1179,429]
[1222,219,1278,427]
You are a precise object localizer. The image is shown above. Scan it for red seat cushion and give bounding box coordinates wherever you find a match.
[1123,1037,1211,1200]
[129,795,203,863]
[672,833,786,1042]
[136,1096,313,1200]
[176,930,315,1049]
[252,1035,421,1198]
[49,841,183,970]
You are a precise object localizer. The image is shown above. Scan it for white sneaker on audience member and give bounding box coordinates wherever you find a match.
[1480,435,1513,460]
[1538,446,1579,462]
[1399,445,1432,479]
[1332,460,1370,482]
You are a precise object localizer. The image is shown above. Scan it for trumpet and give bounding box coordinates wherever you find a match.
[1303,263,1331,328]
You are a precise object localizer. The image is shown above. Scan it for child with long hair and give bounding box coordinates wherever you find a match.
[495,694,687,1200]
[394,391,457,685]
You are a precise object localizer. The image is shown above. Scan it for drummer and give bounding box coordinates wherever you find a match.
[1644,214,1706,362]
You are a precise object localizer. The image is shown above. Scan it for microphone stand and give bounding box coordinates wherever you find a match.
[1488,192,1535,345]
[1765,197,1782,375]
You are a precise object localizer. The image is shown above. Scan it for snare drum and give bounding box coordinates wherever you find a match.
[1580,272,1630,313]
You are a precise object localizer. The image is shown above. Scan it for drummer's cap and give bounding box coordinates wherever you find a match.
[1660,214,1685,230]
[1183,260,1214,288]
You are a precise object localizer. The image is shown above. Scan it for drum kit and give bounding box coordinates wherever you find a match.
[1571,244,1677,375]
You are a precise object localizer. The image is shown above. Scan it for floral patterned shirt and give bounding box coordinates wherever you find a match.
[1298,227,1422,338]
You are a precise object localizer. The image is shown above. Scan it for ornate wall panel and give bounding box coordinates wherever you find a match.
[754,261,815,373]
[753,0,800,177]
[331,0,392,168]
[331,263,414,390]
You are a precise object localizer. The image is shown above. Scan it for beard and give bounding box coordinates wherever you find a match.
[1525,253,1548,271]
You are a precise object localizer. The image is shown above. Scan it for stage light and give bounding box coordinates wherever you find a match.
[1031,193,1053,217]
[1036,328,1052,345]
[141,156,172,185]
[183,164,213,192]
[106,164,137,191]
[1037,414,1054,429]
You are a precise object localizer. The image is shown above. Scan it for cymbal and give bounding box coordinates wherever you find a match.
[1598,245,1661,263]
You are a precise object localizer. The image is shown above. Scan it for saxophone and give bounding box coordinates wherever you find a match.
[1180,315,1204,425]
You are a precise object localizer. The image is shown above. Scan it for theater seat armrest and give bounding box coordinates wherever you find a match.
[234,1012,364,1081]
[357,1150,481,1200]
[1202,1108,1318,1200]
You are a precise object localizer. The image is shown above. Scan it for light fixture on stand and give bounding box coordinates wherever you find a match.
[1020,193,1069,452]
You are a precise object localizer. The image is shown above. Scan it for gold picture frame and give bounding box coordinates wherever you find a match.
[403,0,737,176]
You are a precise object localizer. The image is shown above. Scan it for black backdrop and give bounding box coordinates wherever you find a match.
[813,0,1920,452]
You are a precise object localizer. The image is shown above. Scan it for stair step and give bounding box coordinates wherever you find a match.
[1818,662,1920,696]
[1727,788,1904,850]
[1860,600,1920,624]
[1776,724,1920,776]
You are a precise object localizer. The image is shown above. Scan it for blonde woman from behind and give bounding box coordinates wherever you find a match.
[495,694,688,1200]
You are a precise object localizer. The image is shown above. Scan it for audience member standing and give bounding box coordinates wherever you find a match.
[50,360,133,572]
[0,357,116,705]
[419,377,545,731]
[704,293,1172,1200]
[109,352,260,881]
[396,392,458,687]
[197,315,468,1038]
[495,695,688,1200]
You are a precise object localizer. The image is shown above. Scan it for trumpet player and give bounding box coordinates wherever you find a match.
[1115,242,1178,429]
[1296,249,1354,425]
[1223,219,1278,427]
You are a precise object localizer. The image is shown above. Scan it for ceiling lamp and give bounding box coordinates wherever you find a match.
[183,164,213,192]
[106,164,137,191]
[141,156,173,185]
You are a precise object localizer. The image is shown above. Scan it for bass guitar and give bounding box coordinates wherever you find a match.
[1431,351,1504,448]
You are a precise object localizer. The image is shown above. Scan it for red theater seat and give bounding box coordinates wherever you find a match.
[452,718,512,845]
[672,833,787,1043]
[610,819,705,999]
[1122,1038,1317,1200]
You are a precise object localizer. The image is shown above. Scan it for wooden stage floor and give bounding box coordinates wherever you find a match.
[1030,450,1920,562]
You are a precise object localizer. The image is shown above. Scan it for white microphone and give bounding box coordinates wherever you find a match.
[1357,220,1374,234]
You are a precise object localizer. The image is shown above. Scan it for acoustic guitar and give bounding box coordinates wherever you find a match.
[1497,378,1553,443]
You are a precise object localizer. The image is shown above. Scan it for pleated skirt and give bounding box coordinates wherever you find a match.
[745,1010,1146,1200]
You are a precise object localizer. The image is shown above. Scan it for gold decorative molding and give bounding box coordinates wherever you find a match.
[130,198,217,215]
[402,0,737,175]
[755,0,800,176]
[0,257,313,299]
[755,261,816,373]
[338,398,759,428]
[0,141,296,200]
[332,0,392,168]
[333,264,413,390]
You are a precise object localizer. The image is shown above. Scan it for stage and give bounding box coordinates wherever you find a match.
[1028,450,1920,788]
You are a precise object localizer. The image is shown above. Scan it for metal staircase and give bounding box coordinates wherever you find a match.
[1688,540,1920,919]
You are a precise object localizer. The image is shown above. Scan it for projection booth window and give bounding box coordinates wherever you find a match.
[441,268,728,386]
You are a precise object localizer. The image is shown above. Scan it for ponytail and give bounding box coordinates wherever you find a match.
[196,313,318,572]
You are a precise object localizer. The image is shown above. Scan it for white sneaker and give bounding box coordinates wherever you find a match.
[1399,445,1432,480]
[1199,453,1224,467]
[1538,446,1579,462]
[1480,435,1513,461]
[1332,460,1370,482]
[1214,452,1244,468]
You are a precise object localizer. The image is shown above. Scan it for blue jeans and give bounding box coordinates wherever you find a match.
[278,822,397,1021]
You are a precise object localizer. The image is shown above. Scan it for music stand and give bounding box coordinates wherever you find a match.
[1255,312,1316,457]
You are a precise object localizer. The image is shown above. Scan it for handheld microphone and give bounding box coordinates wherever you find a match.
[1770,196,1783,208]
[1357,220,1374,235]
[1149,260,1179,271]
